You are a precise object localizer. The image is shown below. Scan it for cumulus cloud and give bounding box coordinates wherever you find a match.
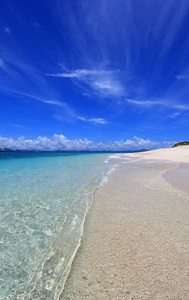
[163,140,177,148]
[0,134,175,151]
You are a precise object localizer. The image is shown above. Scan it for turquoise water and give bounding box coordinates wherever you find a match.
[0,152,116,299]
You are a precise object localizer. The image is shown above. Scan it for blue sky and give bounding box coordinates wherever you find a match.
[1,0,189,150]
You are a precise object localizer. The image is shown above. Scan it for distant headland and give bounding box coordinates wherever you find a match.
[172,141,189,148]
[0,148,146,153]
[0,148,16,152]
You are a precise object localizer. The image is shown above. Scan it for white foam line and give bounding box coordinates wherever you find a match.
[54,163,119,298]
[99,166,118,186]
[56,166,118,297]
[54,193,95,298]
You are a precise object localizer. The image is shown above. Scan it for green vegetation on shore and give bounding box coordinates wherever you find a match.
[172,141,189,148]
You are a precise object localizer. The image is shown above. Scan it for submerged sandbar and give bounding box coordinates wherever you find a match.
[61,148,189,299]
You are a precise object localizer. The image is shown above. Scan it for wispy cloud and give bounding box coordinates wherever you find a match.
[89,118,108,124]
[0,49,77,121]
[126,99,158,107]
[78,116,108,124]
[6,90,76,122]
[175,75,186,80]
[0,45,48,89]
[46,69,112,78]
[12,124,26,129]
[0,58,4,68]
[4,27,11,34]
[152,0,189,67]
[11,91,66,107]
[30,95,77,119]
[38,99,67,107]
[175,74,189,80]
[126,98,189,111]
[0,47,77,121]
[0,57,12,75]
[33,22,40,28]
[46,68,125,98]
[169,112,181,119]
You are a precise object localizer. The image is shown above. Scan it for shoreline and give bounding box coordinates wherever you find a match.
[126,145,189,194]
[61,148,189,299]
[125,145,189,163]
[161,162,189,194]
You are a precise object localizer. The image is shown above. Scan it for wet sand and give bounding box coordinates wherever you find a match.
[61,149,189,299]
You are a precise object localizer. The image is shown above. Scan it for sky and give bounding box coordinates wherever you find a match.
[1,0,189,151]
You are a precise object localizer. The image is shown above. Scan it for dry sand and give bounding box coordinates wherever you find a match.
[125,145,189,163]
[61,147,189,299]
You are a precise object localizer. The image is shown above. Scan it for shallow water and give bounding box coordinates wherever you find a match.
[0,152,116,299]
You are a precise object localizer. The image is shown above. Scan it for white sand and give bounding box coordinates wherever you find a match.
[126,145,189,163]
[61,148,189,299]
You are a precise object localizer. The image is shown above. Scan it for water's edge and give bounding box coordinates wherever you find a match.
[24,166,117,299]
[0,152,122,299]
[54,167,117,299]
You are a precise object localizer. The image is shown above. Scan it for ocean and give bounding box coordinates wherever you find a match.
[0,151,118,299]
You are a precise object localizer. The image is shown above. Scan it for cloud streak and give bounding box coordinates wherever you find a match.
[126,98,189,111]
[17,92,66,107]
[8,90,76,118]
[0,58,4,68]
[78,117,108,124]
[46,68,125,98]
[4,27,11,34]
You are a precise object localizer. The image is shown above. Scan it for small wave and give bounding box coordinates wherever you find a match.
[99,166,117,186]
[105,154,126,162]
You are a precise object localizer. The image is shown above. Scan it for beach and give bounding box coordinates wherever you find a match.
[61,147,189,299]
[0,152,115,299]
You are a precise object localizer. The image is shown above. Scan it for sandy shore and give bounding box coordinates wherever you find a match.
[125,145,189,163]
[61,147,189,299]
